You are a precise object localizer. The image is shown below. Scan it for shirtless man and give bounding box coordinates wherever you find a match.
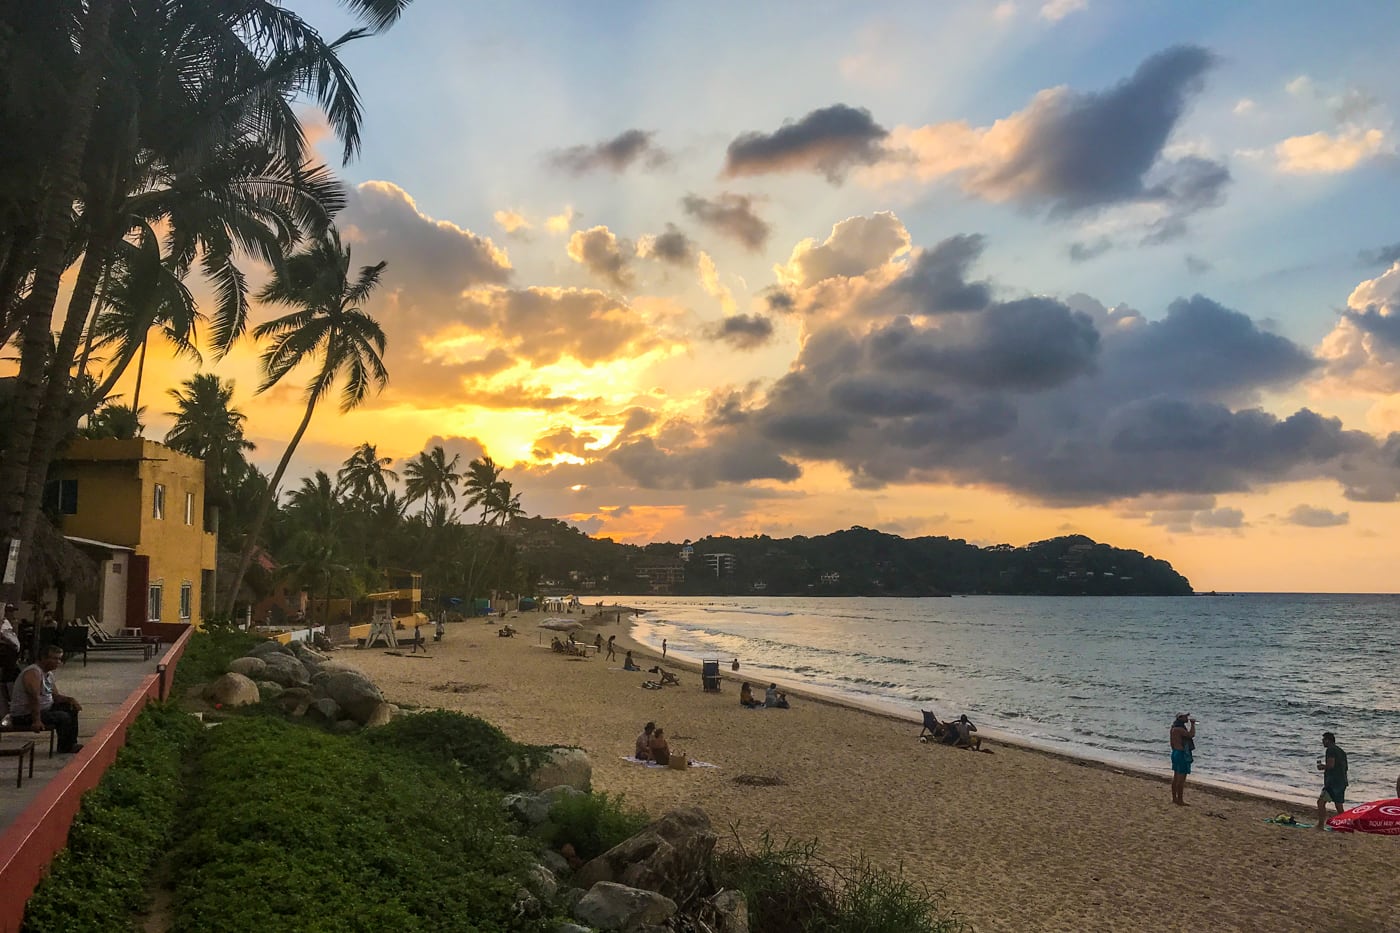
[1170,713,1197,805]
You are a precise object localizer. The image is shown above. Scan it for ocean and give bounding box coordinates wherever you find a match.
[618,593,1400,805]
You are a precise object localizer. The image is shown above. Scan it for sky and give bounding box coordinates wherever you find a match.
[105,0,1400,592]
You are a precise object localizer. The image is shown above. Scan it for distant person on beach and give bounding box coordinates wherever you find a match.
[953,714,981,750]
[731,658,740,671]
[635,721,655,761]
[739,682,760,708]
[623,650,640,671]
[594,633,603,651]
[649,727,671,765]
[1316,732,1348,829]
[1170,713,1197,805]
[776,692,790,709]
[606,635,617,661]
[764,684,778,708]
[662,639,668,659]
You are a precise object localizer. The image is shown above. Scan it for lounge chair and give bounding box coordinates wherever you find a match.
[78,624,154,666]
[919,710,943,740]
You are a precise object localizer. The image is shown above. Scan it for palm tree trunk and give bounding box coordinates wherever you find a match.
[131,338,149,422]
[222,392,321,615]
[0,0,113,604]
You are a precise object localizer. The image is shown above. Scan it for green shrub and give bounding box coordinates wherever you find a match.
[24,705,206,933]
[171,716,552,932]
[713,832,965,933]
[541,792,649,860]
[172,628,262,694]
[361,708,552,791]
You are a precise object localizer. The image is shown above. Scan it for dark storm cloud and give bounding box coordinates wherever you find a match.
[706,313,775,349]
[1069,238,1113,263]
[723,104,889,183]
[638,223,696,265]
[681,193,771,250]
[1359,243,1400,267]
[1284,504,1349,527]
[878,234,992,314]
[549,129,670,174]
[980,45,1223,216]
[607,433,801,489]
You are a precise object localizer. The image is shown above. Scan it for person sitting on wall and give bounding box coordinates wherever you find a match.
[9,645,83,753]
[739,682,761,708]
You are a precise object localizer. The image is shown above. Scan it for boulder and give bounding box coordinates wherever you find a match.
[529,747,593,792]
[259,652,311,688]
[574,808,717,903]
[320,670,385,724]
[255,681,285,701]
[573,882,676,932]
[331,719,360,735]
[503,792,552,827]
[290,641,328,671]
[554,924,591,933]
[318,659,368,677]
[204,672,260,707]
[227,656,266,678]
[247,640,294,659]
[556,888,587,915]
[708,889,749,933]
[277,686,312,708]
[539,849,572,878]
[309,697,342,723]
[525,863,558,900]
[363,702,393,728]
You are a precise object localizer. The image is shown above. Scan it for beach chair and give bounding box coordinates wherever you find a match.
[919,710,942,739]
[701,658,721,692]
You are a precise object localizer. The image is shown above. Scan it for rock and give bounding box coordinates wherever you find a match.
[363,702,393,728]
[573,882,676,932]
[541,784,588,807]
[503,792,552,827]
[556,887,587,914]
[574,808,717,903]
[318,659,368,677]
[255,681,285,701]
[540,849,572,877]
[290,641,327,671]
[227,656,267,678]
[525,863,558,900]
[259,652,311,687]
[513,888,540,918]
[331,719,360,735]
[309,697,342,723]
[204,672,260,707]
[529,747,593,792]
[247,640,294,659]
[277,686,312,709]
[708,889,749,933]
[320,670,386,724]
[554,923,591,933]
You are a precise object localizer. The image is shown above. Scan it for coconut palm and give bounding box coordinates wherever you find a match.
[462,456,503,524]
[337,442,397,504]
[222,228,388,613]
[163,373,256,518]
[485,479,525,527]
[79,403,145,440]
[403,445,462,517]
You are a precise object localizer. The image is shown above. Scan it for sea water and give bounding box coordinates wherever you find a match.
[617,594,1400,805]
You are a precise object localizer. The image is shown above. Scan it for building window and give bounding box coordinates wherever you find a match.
[179,582,192,621]
[42,478,79,515]
[185,491,194,525]
[153,483,165,520]
[148,584,163,622]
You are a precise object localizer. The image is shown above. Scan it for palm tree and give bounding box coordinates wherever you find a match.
[337,442,397,504]
[163,373,255,485]
[485,479,525,527]
[221,229,388,613]
[403,445,462,517]
[462,456,503,524]
[79,403,145,440]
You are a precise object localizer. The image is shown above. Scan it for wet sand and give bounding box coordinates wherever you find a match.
[346,613,1399,933]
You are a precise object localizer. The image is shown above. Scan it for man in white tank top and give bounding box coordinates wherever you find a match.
[9,644,84,753]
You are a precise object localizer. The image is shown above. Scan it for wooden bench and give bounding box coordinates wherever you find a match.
[0,739,36,788]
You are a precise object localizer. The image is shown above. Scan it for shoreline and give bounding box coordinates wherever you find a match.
[347,610,1400,932]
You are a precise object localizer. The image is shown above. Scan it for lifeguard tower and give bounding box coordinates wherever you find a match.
[363,591,400,648]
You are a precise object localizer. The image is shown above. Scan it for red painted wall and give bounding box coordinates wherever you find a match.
[0,625,194,933]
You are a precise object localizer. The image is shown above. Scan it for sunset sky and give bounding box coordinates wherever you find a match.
[105,1,1400,592]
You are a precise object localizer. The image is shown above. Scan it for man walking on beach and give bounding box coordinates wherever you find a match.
[1170,713,1196,805]
[1316,732,1348,829]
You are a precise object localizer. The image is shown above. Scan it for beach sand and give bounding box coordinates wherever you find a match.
[347,614,1398,933]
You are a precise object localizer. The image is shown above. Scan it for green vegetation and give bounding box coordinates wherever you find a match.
[541,792,650,861]
[171,627,261,694]
[24,706,205,933]
[714,833,966,933]
[362,708,552,792]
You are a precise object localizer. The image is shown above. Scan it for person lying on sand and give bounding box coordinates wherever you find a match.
[647,666,680,686]
[739,682,761,708]
[635,721,655,761]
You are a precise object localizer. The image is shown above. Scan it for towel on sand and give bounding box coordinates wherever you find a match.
[620,756,719,769]
[1263,815,1313,828]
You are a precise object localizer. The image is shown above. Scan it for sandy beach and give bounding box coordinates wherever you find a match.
[347,613,1399,933]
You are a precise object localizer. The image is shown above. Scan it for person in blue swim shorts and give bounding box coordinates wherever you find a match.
[1170,712,1197,805]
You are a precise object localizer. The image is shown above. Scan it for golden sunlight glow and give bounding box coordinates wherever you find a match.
[569,484,587,492]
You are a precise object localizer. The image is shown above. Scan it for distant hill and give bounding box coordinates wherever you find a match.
[511,520,1193,596]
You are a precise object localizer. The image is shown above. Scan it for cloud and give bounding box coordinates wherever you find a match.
[1284,504,1349,527]
[532,426,601,460]
[549,129,670,174]
[776,212,911,290]
[705,313,774,350]
[682,193,771,250]
[545,207,576,234]
[494,209,531,236]
[1040,0,1086,21]
[723,104,890,183]
[1275,127,1388,174]
[698,251,736,312]
[1233,98,1256,115]
[1147,505,1244,532]
[607,431,802,489]
[1317,262,1400,392]
[1069,238,1113,263]
[453,285,666,367]
[637,224,696,266]
[567,225,633,288]
[1185,254,1213,275]
[869,46,1227,237]
[459,382,597,412]
[1360,243,1400,267]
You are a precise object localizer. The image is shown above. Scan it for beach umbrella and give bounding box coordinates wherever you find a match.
[1326,799,1400,835]
[537,618,583,632]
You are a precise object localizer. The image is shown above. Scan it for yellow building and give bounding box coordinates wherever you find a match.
[47,438,218,630]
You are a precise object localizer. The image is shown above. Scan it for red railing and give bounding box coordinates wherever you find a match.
[0,625,195,933]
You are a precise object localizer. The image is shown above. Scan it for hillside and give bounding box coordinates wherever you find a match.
[511,521,1192,596]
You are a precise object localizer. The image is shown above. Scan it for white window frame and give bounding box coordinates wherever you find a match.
[153,483,165,520]
[148,583,163,622]
[179,582,192,621]
[184,491,194,525]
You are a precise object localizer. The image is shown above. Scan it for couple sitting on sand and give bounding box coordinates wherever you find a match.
[739,682,791,709]
[929,713,981,750]
[634,721,670,765]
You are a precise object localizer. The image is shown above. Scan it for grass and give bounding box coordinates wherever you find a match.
[540,791,650,861]
[172,627,262,694]
[361,708,553,791]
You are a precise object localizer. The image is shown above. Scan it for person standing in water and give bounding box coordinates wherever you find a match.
[1169,713,1196,805]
